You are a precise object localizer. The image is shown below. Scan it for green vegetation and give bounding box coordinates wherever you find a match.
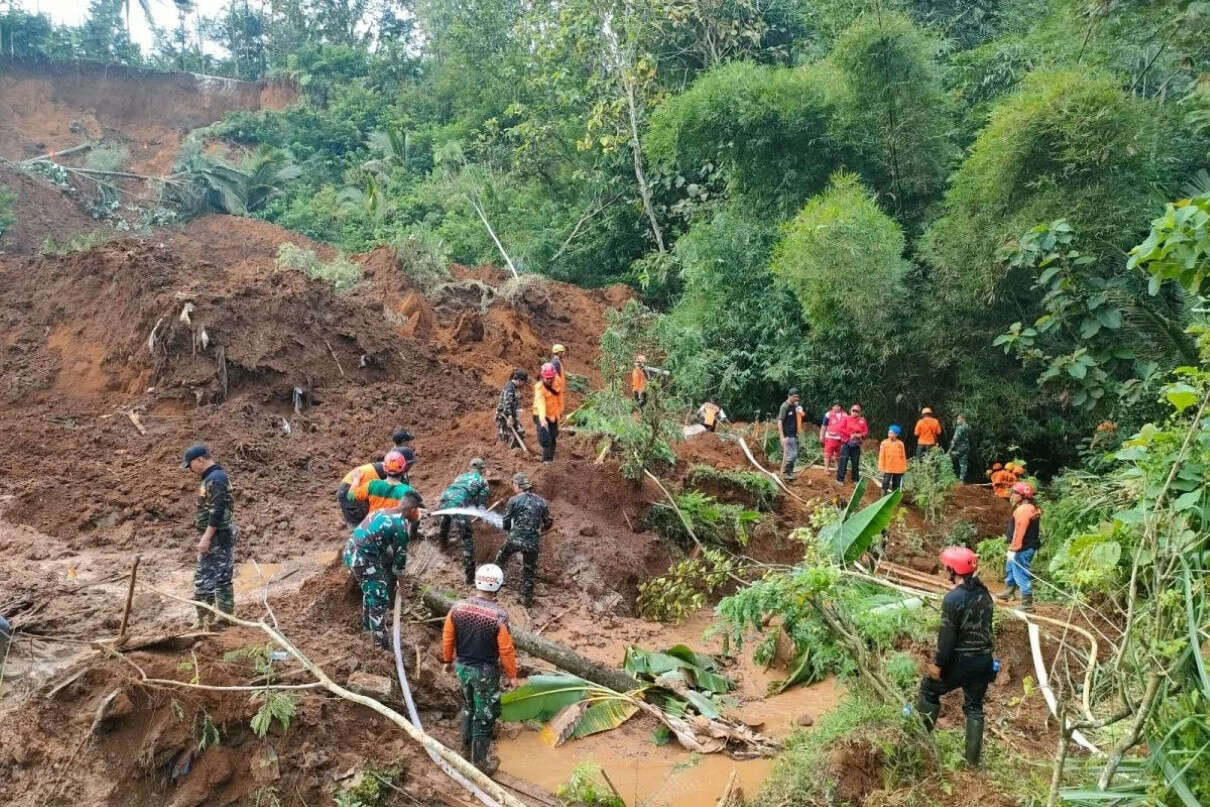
[644,490,761,548]
[39,228,122,256]
[636,549,740,623]
[557,763,625,807]
[83,144,129,173]
[0,185,14,238]
[275,243,361,292]
[332,764,405,807]
[686,465,780,511]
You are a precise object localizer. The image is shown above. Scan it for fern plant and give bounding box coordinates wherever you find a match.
[249,691,298,738]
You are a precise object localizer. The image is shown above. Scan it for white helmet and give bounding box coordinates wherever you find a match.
[475,564,504,593]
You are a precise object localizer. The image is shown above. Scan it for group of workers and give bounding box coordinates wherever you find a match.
[774,389,974,493]
[173,348,1043,776]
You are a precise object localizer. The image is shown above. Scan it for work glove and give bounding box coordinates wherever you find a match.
[1006,550,1017,564]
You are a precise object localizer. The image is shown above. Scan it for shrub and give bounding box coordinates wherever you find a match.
[906,449,957,522]
[636,549,739,624]
[84,143,130,173]
[275,242,360,292]
[556,763,624,807]
[975,537,1007,579]
[0,184,14,237]
[40,228,120,255]
[687,465,780,511]
[643,489,762,548]
[391,230,450,293]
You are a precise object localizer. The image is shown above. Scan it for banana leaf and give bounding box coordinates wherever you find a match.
[777,646,822,693]
[623,646,734,693]
[663,644,719,671]
[500,673,597,722]
[684,690,721,719]
[819,488,903,563]
[540,698,641,745]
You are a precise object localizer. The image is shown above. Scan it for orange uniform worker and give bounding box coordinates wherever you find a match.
[991,463,1016,498]
[1000,482,1042,611]
[878,425,908,493]
[534,363,564,463]
[348,450,416,513]
[914,407,943,457]
[550,344,567,399]
[632,355,650,407]
[442,564,519,773]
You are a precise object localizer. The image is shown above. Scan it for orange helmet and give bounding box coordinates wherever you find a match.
[383,450,408,476]
[991,462,1003,471]
[940,546,978,576]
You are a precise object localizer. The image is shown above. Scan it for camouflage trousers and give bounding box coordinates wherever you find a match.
[456,663,502,744]
[194,530,236,620]
[496,414,523,448]
[951,451,970,483]
[344,545,395,649]
[494,539,538,605]
[440,515,476,584]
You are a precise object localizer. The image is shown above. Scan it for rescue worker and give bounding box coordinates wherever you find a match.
[777,388,803,480]
[496,369,528,448]
[494,473,552,606]
[343,493,423,648]
[949,415,972,481]
[1012,460,1028,480]
[819,403,846,475]
[697,398,727,431]
[348,450,416,515]
[991,463,1016,498]
[914,407,943,456]
[632,355,650,407]
[439,458,491,584]
[551,344,567,400]
[534,364,563,463]
[836,404,869,484]
[1000,481,1041,611]
[442,563,519,773]
[392,428,414,450]
[337,457,385,528]
[918,546,996,767]
[182,444,237,627]
[878,425,907,493]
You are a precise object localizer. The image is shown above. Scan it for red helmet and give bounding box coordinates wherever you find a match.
[540,362,557,380]
[939,546,978,576]
[383,450,408,476]
[1011,481,1035,498]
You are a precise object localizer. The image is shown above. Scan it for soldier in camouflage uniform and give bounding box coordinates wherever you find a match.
[343,492,423,648]
[493,473,552,606]
[182,444,238,628]
[495,369,527,448]
[438,458,491,584]
[442,564,518,773]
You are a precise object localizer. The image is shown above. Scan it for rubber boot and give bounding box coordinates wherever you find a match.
[192,605,212,631]
[916,693,941,732]
[460,710,473,760]
[964,717,984,766]
[996,584,1018,602]
[471,737,499,775]
[1020,594,1035,612]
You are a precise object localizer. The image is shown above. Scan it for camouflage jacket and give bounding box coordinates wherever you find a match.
[349,511,411,575]
[195,464,235,533]
[496,380,521,423]
[440,471,489,509]
[502,491,552,548]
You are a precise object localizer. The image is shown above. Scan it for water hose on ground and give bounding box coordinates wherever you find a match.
[393,590,503,807]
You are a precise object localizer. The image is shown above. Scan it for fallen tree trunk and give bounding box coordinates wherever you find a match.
[422,590,641,692]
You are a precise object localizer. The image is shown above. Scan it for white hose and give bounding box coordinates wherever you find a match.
[1010,609,1102,756]
[393,591,503,807]
[428,507,505,530]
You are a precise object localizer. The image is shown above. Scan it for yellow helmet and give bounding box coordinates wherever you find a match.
[552,344,566,354]
[1004,462,1018,473]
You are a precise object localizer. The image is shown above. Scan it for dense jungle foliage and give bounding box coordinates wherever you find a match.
[6,0,1210,470]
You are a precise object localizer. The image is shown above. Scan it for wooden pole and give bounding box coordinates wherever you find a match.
[117,555,141,645]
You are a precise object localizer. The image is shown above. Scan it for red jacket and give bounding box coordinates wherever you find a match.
[838,416,868,445]
[823,411,846,441]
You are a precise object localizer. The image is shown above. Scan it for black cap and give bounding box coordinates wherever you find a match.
[181,443,209,468]
[392,428,414,446]
[398,446,417,464]
[788,388,800,397]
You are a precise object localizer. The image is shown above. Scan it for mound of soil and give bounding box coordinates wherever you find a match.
[0,163,98,255]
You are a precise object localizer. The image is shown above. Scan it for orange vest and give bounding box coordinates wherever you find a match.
[533,381,563,421]
[914,416,942,446]
[878,439,908,474]
[991,470,1015,497]
[631,366,647,393]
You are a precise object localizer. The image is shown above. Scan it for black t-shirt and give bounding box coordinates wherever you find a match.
[778,400,799,438]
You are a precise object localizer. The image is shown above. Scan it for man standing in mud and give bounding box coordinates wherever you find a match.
[496,369,527,448]
[182,444,237,628]
[442,563,518,773]
[344,492,424,649]
[494,473,552,606]
[917,546,996,766]
[438,458,491,584]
